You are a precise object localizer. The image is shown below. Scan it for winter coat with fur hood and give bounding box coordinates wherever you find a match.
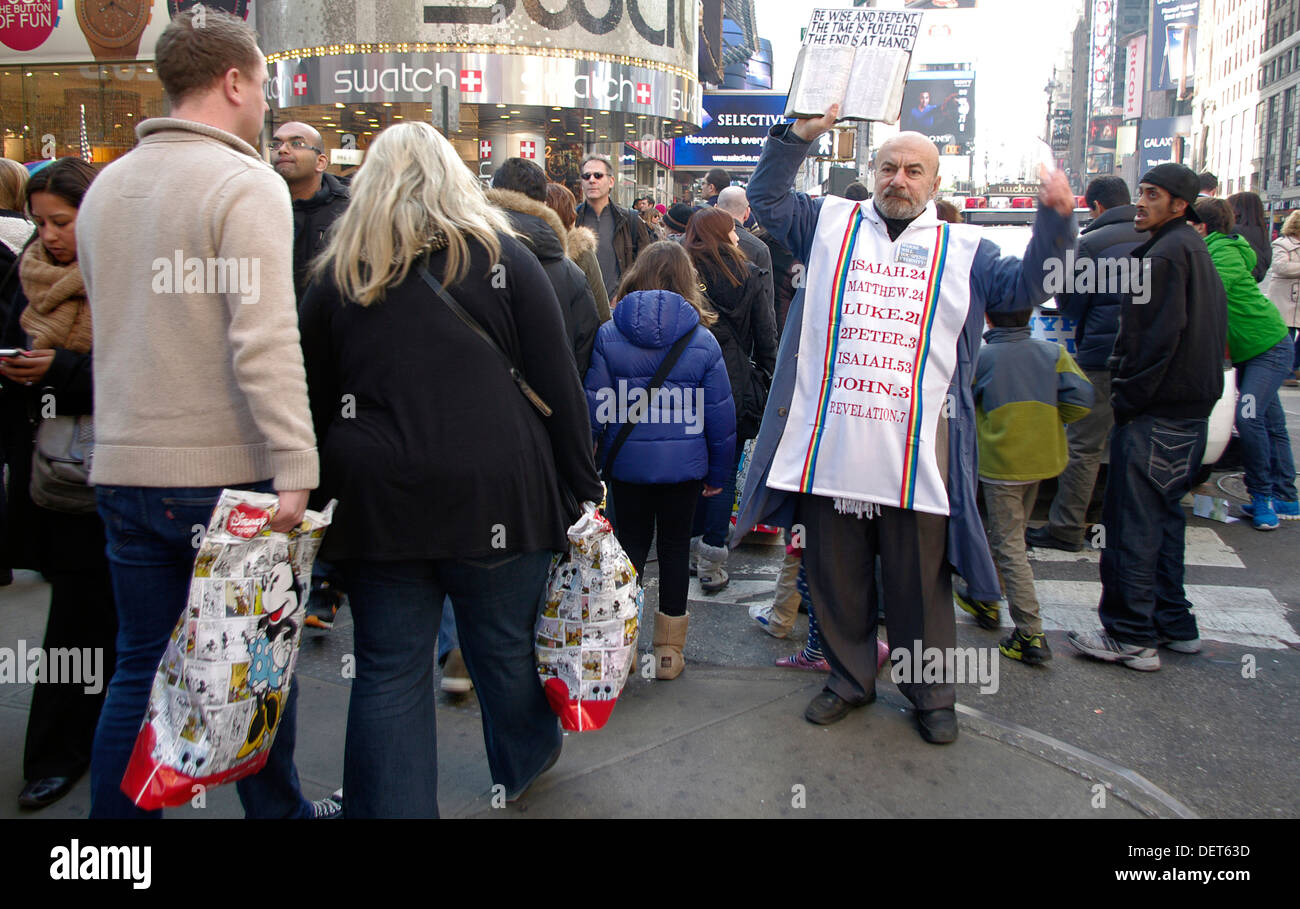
[488,188,602,374]
[565,225,611,322]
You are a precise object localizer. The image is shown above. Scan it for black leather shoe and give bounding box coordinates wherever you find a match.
[915,707,959,744]
[18,775,79,809]
[804,688,873,726]
[1025,525,1082,553]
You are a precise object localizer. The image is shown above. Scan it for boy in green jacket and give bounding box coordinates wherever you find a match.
[1195,197,1298,530]
[956,309,1093,664]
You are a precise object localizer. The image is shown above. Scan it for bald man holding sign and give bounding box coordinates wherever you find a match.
[734,105,1077,743]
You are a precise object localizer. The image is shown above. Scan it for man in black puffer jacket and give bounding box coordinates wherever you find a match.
[1030,176,1145,552]
[491,158,601,374]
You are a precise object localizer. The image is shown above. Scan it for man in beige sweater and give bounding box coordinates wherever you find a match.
[76,9,326,818]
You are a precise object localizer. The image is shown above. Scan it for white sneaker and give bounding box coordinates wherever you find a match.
[1159,637,1202,654]
[748,604,792,639]
[1067,630,1160,671]
[440,648,474,693]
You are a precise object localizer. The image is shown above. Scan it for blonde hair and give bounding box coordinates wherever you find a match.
[1283,210,1300,239]
[0,158,28,211]
[316,122,511,306]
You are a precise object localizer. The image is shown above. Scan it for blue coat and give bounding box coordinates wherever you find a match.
[734,124,1076,601]
[585,290,737,487]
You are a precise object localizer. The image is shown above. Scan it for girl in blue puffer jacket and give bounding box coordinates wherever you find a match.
[585,241,737,680]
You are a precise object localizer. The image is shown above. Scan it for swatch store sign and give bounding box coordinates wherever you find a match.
[263,0,701,123]
[268,54,699,123]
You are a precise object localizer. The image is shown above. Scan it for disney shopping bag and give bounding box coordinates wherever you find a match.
[536,501,642,731]
[120,489,335,810]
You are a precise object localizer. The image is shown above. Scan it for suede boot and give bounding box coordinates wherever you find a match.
[653,610,689,680]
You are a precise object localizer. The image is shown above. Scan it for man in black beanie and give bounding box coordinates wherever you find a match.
[1069,163,1227,672]
[663,203,696,240]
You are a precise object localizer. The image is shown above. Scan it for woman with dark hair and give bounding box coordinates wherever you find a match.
[546,181,610,322]
[585,240,735,679]
[1227,191,1272,282]
[682,206,777,591]
[1195,197,1297,528]
[0,157,117,809]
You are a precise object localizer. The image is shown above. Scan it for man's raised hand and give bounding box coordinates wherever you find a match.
[792,103,841,143]
[1037,164,1075,217]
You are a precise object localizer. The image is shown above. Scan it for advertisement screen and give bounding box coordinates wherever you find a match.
[1137,116,1183,172]
[1150,0,1199,93]
[900,70,975,156]
[673,91,787,169]
[1089,116,1121,149]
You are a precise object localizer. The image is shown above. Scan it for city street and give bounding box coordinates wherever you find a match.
[3,388,1296,820]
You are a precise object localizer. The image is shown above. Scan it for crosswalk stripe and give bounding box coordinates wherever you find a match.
[957,580,1298,649]
[1027,527,1245,568]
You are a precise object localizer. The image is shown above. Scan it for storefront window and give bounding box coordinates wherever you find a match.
[1,63,166,164]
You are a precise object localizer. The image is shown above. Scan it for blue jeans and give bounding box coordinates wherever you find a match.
[1098,416,1206,646]
[692,444,744,547]
[1235,337,1299,502]
[91,484,312,819]
[338,550,560,818]
[437,598,458,665]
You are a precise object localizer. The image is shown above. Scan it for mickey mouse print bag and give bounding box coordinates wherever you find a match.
[120,489,335,810]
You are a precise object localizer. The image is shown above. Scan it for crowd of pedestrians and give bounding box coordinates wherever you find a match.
[0,6,1295,818]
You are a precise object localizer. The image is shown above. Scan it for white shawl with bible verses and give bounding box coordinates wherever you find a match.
[767,198,980,516]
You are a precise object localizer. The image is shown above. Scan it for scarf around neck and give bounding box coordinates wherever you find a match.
[19,242,92,353]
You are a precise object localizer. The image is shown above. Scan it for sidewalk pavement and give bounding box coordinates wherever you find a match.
[2,563,1174,819]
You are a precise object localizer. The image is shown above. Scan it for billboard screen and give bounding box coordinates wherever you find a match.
[1137,116,1183,172]
[900,69,975,156]
[673,91,787,169]
[1089,116,1121,148]
[1150,0,1199,94]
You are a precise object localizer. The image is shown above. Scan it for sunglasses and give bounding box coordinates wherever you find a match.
[580,172,609,180]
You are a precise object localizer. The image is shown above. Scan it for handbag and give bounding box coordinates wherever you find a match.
[30,413,97,514]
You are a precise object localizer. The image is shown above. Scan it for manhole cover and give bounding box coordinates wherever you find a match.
[1216,473,1248,501]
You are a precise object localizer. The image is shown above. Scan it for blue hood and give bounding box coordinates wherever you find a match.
[612,289,701,349]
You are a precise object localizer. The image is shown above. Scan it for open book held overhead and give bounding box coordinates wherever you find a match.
[785,7,923,123]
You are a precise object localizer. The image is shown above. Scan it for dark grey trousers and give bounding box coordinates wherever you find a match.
[797,494,955,710]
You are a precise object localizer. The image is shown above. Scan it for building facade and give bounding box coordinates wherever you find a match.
[1,0,714,206]
[1258,0,1299,223]
[1190,0,1266,195]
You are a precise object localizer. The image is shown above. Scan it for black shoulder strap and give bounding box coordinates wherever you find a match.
[415,259,553,418]
[602,329,695,475]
